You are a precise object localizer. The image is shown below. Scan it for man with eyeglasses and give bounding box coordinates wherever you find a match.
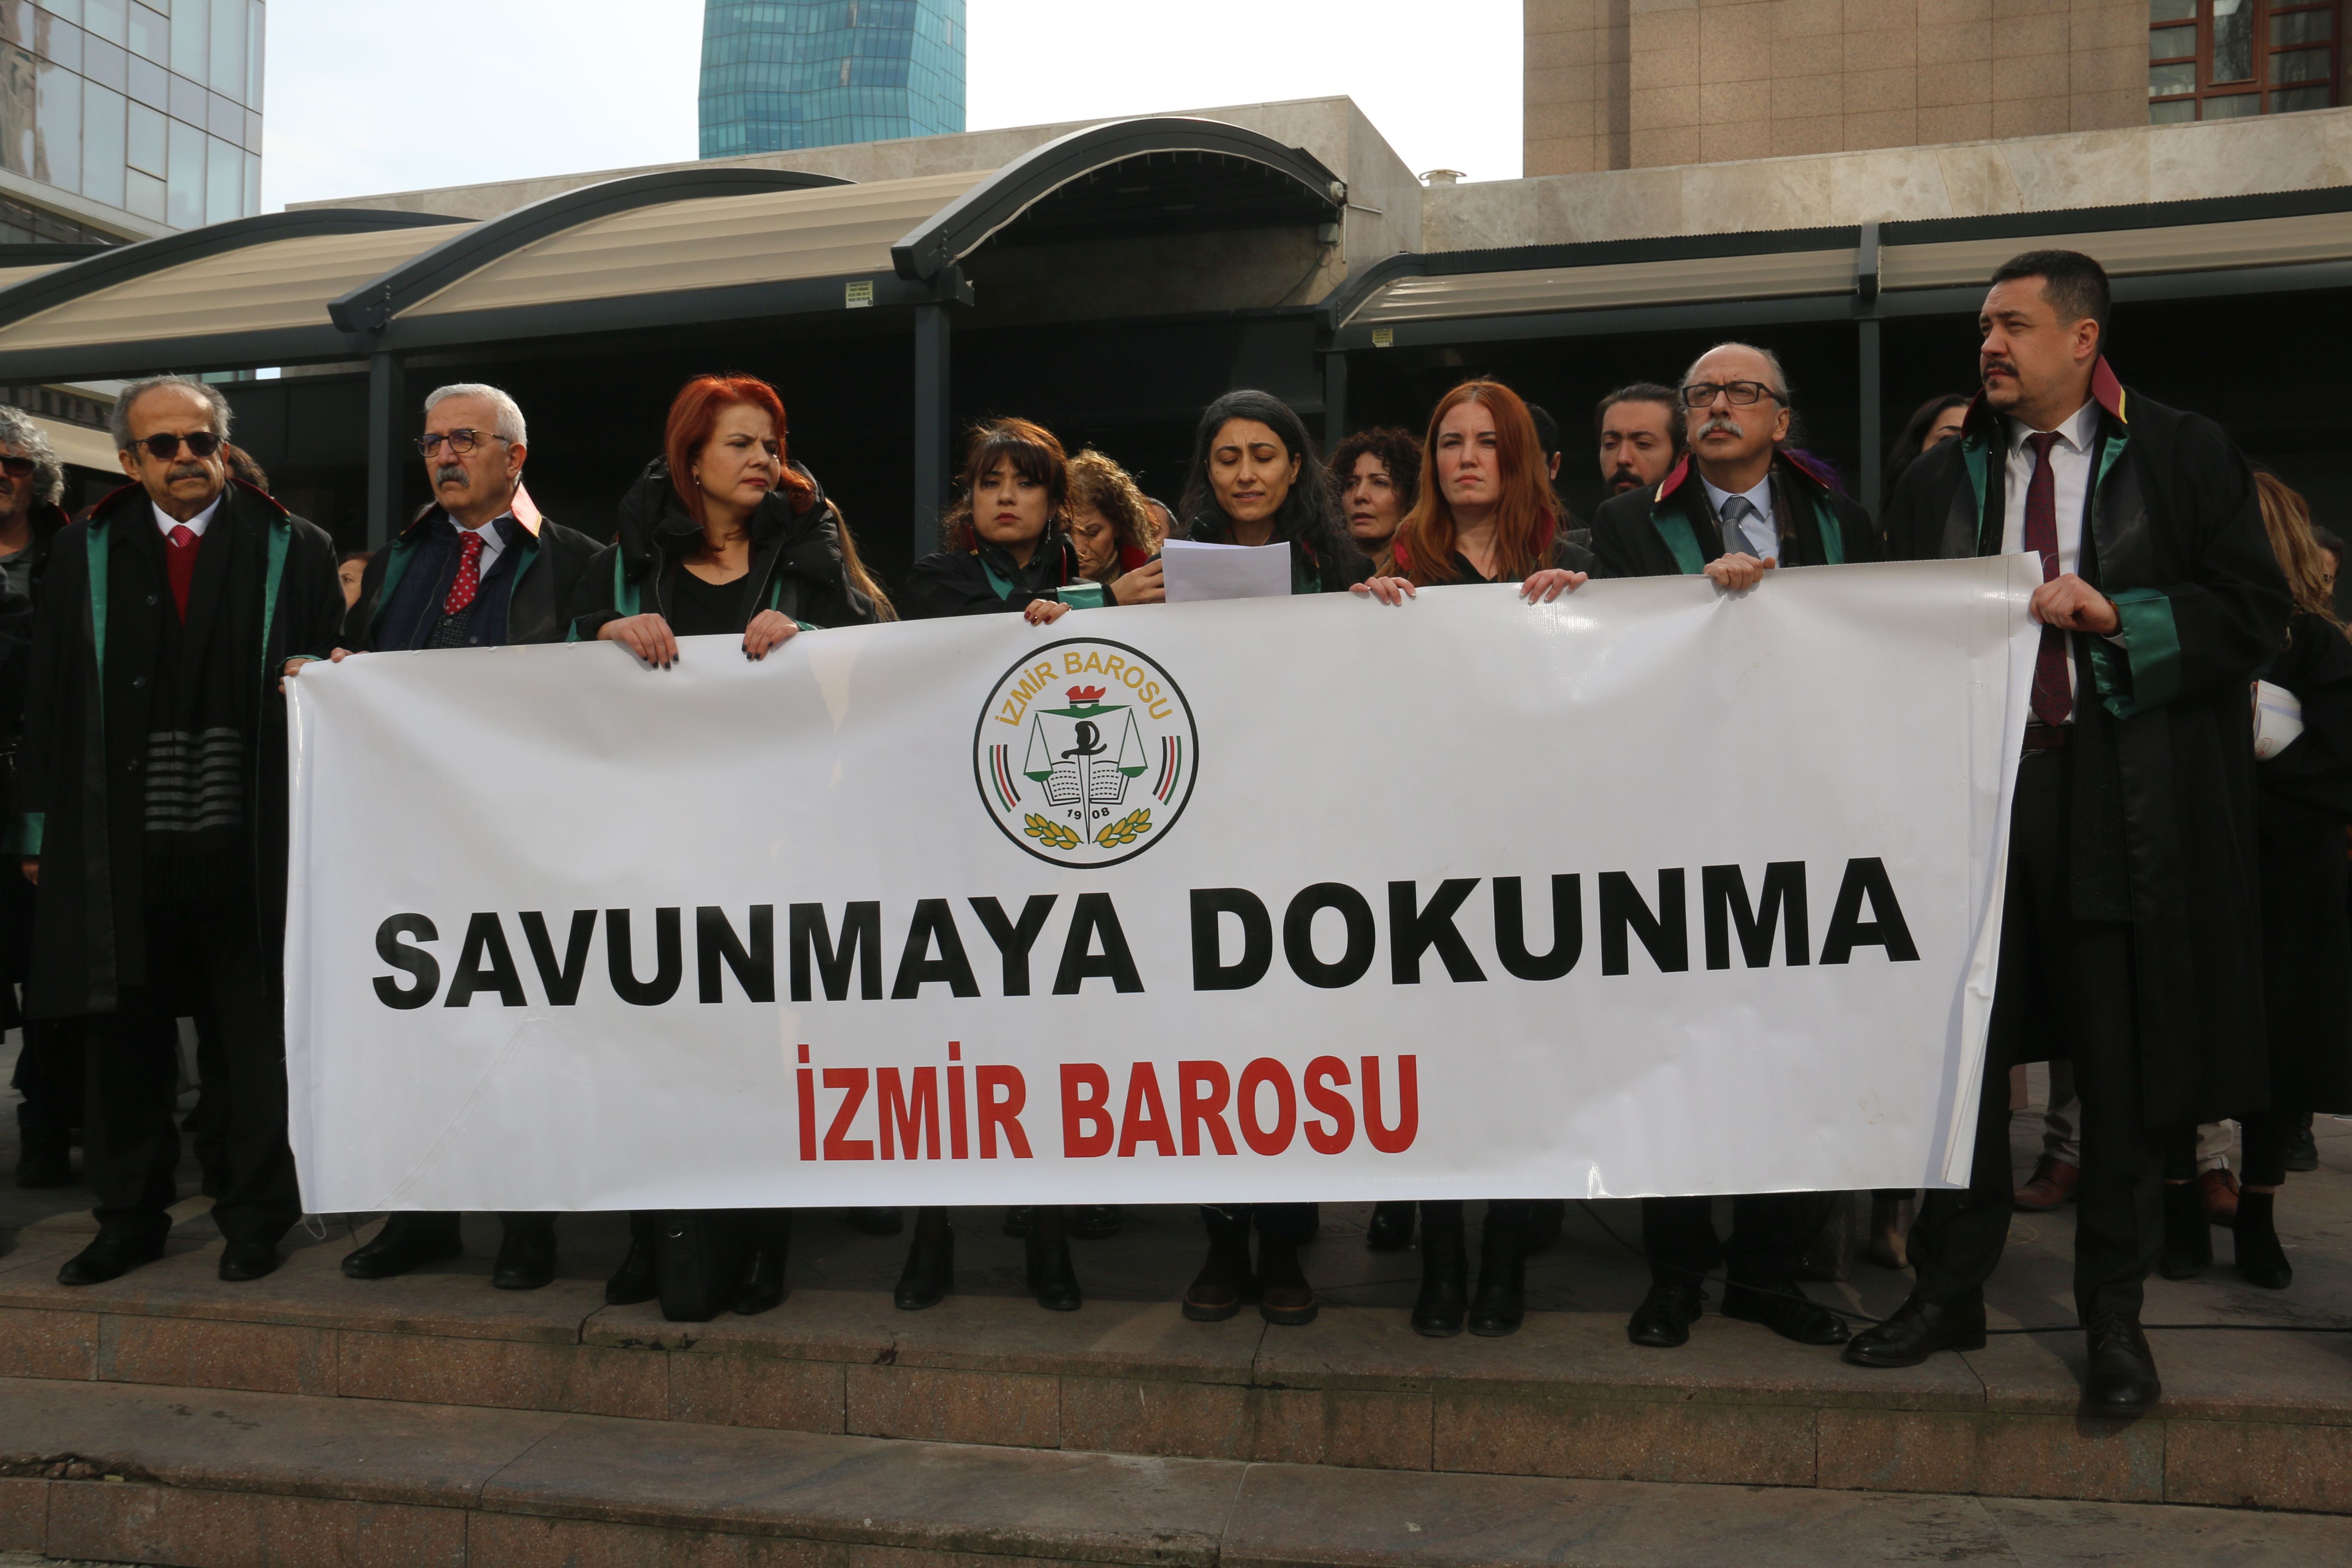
[1586,343,1878,1355]
[325,382,597,1292]
[12,375,343,1286]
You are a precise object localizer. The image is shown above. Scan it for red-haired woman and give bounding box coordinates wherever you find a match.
[903,419,1097,623]
[569,373,889,1321]
[1349,379,1590,1339]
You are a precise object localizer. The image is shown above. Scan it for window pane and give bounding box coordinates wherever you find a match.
[80,77,121,205]
[81,32,122,87]
[82,0,121,43]
[202,127,232,220]
[2203,88,2262,113]
[0,44,32,176]
[241,144,253,213]
[2150,22,2195,56]
[2150,59,2198,93]
[2212,0,2254,80]
[2272,82,2333,109]
[2272,7,2333,43]
[164,110,198,224]
[2150,95,2198,120]
[124,47,161,104]
[35,57,76,189]
[123,162,159,219]
[2274,43,2333,79]
[126,0,161,62]
[207,0,238,99]
[241,0,255,109]
[168,0,199,78]
[165,64,196,121]
[36,12,82,70]
[2150,0,2196,22]
[45,0,83,22]
[124,91,158,171]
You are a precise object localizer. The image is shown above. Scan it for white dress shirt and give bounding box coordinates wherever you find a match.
[447,510,510,576]
[2001,399,2106,722]
[151,491,222,539]
[1700,472,1777,560]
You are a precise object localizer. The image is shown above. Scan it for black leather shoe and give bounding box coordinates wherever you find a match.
[1628,1282,1705,1347]
[58,1231,165,1286]
[1000,1206,1036,1238]
[491,1224,557,1291]
[606,1213,658,1306]
[734,1210,791,1315]
[13,1132,72,1189]
[1722,1278,1850,1345]
[341,1213,464,1280]
[1412,1201,1467,1337]
[1182,1210,1254,1322]
[1069,1204,1124,1240]
[1025,1208,1082,1312]
[848,1206,903,1236]
[217,1240,281,1282]
[2084,1311,2160,1416]
[1468,1201,1527,1337]
[894,1207,953,1311]
[1843,1294,1986,1367]
[2159,1180,2211,1280]
[1365,1200,1415,1251]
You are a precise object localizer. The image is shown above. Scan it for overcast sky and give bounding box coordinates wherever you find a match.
[260,0,1521,209]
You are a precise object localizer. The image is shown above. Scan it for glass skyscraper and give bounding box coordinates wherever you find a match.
[699,0,964,158]
[0,0,263,242]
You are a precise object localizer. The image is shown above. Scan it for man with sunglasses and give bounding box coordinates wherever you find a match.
[12,375,343,1286]
[329,382,597,1292]
[1586,343,1879,1354]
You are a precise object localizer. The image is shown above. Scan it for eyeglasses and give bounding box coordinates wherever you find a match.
[1680,381,1782,408]
[415,429,505,456]
[0,456,34,478]
[136,431,221,460]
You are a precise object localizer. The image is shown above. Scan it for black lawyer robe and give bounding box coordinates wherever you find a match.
[1588,449,1880,579]
[2251,611,2352,1113]
[9,479,344,1018]
[345,496,601,651]
[1879,362,2290,1126]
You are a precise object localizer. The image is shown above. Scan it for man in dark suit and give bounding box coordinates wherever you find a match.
[15,376,344,1285]
[1587,342,1877,1352]
[323,383,599,1291]
[1853,251,2288,1415]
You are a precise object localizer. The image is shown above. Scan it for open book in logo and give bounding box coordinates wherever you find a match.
[974,644,1199,866]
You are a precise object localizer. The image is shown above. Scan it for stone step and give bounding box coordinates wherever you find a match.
[4,1377,2350,1568]
[3,1226,2349,1516]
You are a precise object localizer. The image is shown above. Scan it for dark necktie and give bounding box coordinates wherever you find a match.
[2022,432,2072,726]
[444,531,485,616]
[164,524,198,622]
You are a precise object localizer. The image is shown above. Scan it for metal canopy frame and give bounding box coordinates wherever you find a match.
[326,167,855,334]
[889,116,1344,281]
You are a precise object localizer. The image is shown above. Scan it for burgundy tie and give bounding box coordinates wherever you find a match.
[2021,432,2071,726]
[164,525,198,622]
[443,531,484,616]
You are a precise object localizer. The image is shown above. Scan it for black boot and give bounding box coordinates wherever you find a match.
[1070,1204,1124,1239]
[1365,1200,1415,1251]
[605,1211,658,1306]
[1412,1200,1468,1337]
[1525,1197,1566,1252]
[847,1207,903,1236]
[2231,1190,2292,1289]
[2286,1113,2319,1173]
[1468,1200,1528,1337]
[1025,1205,1081,1311]
[1001,1206,1036,1237]
[1256,1232,1317,1326]
[343,1212,463,1281]
[894,1206,953,1310]
[735,1208,792,1314]
[2159,1180,2211,1279]
[1182,1208,1253,1322]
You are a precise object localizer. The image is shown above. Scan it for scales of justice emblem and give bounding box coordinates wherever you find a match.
[974,638,1199,867]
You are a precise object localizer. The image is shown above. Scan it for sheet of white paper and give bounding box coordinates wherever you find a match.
[1161,539,1291,603]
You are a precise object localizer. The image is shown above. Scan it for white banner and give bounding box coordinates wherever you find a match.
[285,556,2038,1213]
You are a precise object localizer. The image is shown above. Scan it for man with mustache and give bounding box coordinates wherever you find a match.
[1594,383,1681,497]
[1853,251,2288,1415]
[325,383,598,1291]
[1586,344,1877,1352]
[14,376,344,1285]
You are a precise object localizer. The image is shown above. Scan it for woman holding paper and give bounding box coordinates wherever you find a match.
[1176,390,1368,597]
[903,420,1097,625]
[2159,472,2352,1289]
[1066,447,1165,606]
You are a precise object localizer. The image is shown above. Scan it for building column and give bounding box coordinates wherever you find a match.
[1857,318,1883,518]
[1323,349,1349,452]
[366,351,406,551]
[913,302,951,560]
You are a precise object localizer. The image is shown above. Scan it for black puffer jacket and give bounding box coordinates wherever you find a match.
[567,458,880,637]
[902,525,1087,619]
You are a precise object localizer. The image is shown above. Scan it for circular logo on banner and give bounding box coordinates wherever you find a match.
[974,638,1199,867]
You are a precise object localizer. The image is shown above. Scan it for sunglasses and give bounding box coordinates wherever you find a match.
[136,431,221,461]
[0,456,33,478]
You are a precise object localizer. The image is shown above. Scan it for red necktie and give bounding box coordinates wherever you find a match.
[164,524,198,622]
[443,531,485,616]
[2021,432,2072,726]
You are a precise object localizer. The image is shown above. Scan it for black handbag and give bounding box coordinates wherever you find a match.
[655,1209,744,1322]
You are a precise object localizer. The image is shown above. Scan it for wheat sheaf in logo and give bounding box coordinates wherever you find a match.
[974,638,1199,867]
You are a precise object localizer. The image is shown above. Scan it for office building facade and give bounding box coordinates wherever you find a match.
[0,0,264,243]
[699,0,963,157]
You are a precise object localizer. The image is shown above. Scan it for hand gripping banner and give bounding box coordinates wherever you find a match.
[284,557,2040,1212]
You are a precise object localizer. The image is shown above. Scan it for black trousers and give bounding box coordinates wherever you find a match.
[10,1015,84,1139]
[1200,1203,1315,1241]
[2164,1115,2292,1188]
[378,1211,555,1246]
[1641,1192,1810,1287]
[85,896,298,1249]
[1908,747,2163,1321]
